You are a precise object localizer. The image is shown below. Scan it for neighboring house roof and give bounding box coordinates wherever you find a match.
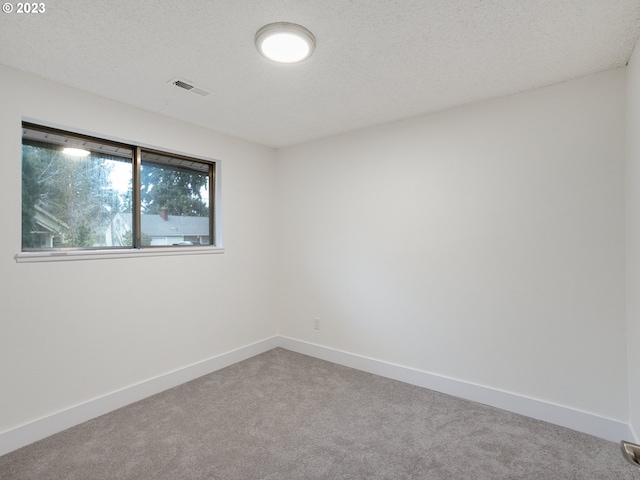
[33,208,208,241]
[118,213,209,236]
[142,214,209,236]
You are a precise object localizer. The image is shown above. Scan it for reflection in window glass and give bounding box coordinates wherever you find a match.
[22,131,133,250]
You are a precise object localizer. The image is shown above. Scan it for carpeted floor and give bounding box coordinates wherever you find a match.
[0,348,637,479]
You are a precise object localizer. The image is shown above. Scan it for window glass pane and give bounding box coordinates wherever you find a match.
[22,128,133,250]
[20,124,217,254]
[140,152,211,246]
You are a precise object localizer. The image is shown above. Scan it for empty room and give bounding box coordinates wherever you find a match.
[1,1,640,478]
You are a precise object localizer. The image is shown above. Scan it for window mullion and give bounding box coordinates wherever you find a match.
[133,146,142,248]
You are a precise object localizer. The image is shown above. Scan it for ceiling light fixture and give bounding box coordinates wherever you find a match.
[62,147,90,157]
[255,22,316,64]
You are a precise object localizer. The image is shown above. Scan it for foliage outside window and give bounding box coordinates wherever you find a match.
[21,123,215,252]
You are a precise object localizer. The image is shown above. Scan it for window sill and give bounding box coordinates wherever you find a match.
[15,246,225,263]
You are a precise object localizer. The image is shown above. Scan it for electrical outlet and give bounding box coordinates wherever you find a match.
[314,318,320,330]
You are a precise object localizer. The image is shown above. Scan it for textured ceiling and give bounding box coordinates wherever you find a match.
[1,1,639,148]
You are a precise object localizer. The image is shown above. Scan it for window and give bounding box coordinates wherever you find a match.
[20,122,218,259]
[140,150,212,247]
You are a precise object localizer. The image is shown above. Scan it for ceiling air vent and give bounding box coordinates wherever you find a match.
[167,77,211,97]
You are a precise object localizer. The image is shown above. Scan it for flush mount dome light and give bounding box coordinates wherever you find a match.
[62,147,90,157]
[255,22,316,63]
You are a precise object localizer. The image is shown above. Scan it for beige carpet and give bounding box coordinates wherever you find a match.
[0,348,636,479]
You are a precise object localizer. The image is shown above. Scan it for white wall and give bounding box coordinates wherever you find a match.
[0,60,633,447]
[276,69,628,421]
[627,40,640,441]
[0,65,278,434]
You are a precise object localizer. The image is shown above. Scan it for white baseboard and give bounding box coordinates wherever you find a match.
[277,336,632,444]
[0,336,280,457]
[1,335,633,456]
